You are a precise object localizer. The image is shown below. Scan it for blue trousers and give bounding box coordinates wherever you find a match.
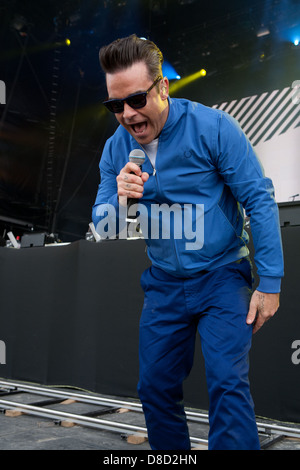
[137,259,260,450]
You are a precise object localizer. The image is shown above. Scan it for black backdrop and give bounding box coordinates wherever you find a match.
[1,0,300,243]
[0,203,299,424]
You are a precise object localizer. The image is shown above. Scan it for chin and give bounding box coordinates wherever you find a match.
[137,130,156,144]
[131,134,149,145]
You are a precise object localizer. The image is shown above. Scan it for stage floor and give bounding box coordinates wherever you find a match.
[0,381,299,451]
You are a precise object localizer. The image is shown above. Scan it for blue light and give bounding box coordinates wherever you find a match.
[162,61,181,80]
[278,24,300,46]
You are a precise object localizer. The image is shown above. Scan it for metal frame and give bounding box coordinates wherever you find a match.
[1,379,300,447]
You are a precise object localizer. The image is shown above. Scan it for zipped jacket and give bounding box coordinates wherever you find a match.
[92,97,284,293]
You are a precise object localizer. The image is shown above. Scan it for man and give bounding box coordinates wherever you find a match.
[92,34,284,450]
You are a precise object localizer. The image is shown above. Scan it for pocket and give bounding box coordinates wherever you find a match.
[232,257,253,288]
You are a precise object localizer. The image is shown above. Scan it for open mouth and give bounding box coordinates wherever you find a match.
[131,121,147,135]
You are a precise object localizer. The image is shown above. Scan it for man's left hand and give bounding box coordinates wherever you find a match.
[246,290,280,334]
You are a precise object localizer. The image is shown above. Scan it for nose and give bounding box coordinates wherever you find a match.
[122,101,138,120]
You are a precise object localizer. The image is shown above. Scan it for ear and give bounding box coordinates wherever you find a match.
[160,76,169,100]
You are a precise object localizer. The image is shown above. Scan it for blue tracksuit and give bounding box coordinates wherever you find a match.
[92,97,284,450]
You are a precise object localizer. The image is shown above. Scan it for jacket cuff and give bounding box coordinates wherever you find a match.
[257,276,282,293]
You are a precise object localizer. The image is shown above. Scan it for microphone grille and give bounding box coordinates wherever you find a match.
[129,149,145,166]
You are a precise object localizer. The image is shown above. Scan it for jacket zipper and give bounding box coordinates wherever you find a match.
[139,143,182,274]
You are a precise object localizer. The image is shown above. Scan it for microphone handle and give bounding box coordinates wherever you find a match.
[127,167,141,220]
[127,163,142,220]
[127,197,139,219]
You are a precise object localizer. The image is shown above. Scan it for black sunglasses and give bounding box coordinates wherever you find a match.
[103,76,162,114]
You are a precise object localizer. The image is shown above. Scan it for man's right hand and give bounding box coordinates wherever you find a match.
[116,162,149,206]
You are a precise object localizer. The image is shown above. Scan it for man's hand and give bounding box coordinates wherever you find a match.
[246,290,280,334]
[117,162,149,206]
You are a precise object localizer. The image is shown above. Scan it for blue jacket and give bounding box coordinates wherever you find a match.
[92,97,284,293]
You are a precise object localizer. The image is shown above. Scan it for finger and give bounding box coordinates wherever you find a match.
[117,175,142,195]
[117,178,145,199]
[141,172,150,183]
[246,298,257,325]
[124,162,143,176]
[118,187,144,199]
[119,171,143,185]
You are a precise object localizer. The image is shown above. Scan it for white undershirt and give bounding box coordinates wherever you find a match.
[143,138,159,169]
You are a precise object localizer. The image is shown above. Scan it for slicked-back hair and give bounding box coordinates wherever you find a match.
[99,34,164,81]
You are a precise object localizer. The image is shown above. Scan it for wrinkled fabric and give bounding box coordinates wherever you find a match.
[138,259,260,450]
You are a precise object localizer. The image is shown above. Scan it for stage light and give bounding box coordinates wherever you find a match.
[256,26,270,38]
[280,25,300,47]
[11,15,28,33]
[162,61,181,81]
[169,68,207,95]
[259,52,266,62]
[65,38,71,46]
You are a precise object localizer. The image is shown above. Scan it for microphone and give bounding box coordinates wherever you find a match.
[129,148,146,167]
[127,149,145,221]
